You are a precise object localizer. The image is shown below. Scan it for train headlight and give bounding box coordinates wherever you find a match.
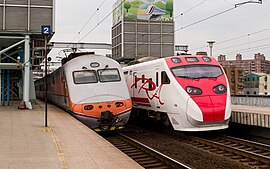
[84,105,93,110]
[213,84,227,94]
[115,102,124,107]
[186,86,202,95]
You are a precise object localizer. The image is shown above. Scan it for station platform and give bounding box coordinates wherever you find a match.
[0,101,142,169]
[231,104,270,128]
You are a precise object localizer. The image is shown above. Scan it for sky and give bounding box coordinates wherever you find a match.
[50,0,270,61]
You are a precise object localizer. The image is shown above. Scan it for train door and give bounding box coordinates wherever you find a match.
[154,67,161,109]
[132,71,137,98]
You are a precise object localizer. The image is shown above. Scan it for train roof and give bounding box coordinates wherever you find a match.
[122,55,219,69]
[61,52,95,65]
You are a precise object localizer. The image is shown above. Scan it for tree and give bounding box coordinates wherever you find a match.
[166,0,173,17]
[124,2,131,12]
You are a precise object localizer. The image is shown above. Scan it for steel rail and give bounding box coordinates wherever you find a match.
[189,136,270,167]
[104,132,191,169]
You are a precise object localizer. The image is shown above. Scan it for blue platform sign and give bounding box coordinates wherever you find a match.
[41,25,51,35]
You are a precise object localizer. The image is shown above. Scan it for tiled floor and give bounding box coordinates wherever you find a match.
[0,101,142,169]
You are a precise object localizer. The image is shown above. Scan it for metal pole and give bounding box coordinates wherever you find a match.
[44,35,48,127]
[23,35,31,109]
[7,69,10,106]
[207,41,215,56]
[1,70,4,106]
[0,54,1,105]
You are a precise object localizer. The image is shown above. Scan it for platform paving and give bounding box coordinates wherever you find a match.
[0,101,142,169]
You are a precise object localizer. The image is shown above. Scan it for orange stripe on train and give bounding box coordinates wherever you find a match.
[70,98,132,117]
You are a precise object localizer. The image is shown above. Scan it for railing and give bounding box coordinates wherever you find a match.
[231,95,270,107]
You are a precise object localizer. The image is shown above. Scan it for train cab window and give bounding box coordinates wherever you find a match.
[98,69,121,82]
[171,65,223,79]
[73,70,98,84]
[161,71,170,84]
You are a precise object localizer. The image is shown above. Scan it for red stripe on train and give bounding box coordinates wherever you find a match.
[131,97,150,103]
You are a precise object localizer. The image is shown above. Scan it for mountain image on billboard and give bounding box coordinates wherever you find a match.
[124,0,173,21]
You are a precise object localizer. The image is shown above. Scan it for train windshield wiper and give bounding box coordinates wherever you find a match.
[176,75,190,78]
[198,76,217,79]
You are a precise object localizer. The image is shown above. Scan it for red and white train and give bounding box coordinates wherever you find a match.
[35,53,132,131]
[123,55,231,131]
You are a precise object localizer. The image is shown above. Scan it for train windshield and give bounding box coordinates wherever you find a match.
[73,70,98,84]
[171,65,223,79]
[98,69,121,82]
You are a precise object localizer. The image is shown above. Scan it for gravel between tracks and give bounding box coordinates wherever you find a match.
[121,125,252,169]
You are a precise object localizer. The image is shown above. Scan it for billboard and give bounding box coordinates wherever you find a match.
[113,0,123,26]
[113,0,173,26]
[124,0,173,21]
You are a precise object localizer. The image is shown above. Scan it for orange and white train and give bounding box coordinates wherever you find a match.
[35,53,132,131]
[123,55,231,131]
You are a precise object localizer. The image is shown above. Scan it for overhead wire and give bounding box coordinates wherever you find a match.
[174,0,208,20]
[223,43,270,55]
[68,0,107,47]
[215,37,270,51]
[124,1,252,54]
[189,27,270,52]
[78,0,125,42]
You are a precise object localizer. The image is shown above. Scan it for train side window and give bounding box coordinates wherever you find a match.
[135,76,137,88]
[142,75,145,83]
[156,72,159,87]
[161,71,170,84]
[149,78,152,90]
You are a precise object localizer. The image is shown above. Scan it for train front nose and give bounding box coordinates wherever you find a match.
[186,95,227,123]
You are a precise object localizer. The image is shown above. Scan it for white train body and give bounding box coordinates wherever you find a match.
[36,53,132,131]
[123,55,231,131]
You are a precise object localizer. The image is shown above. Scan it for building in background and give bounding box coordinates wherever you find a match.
[112,0,174,62]
[218,53,270,74]
[223,67,244,95]
[243,73,270,95]
[0,0,54,107]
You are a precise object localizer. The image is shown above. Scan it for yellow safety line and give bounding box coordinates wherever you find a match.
[49,125,69,169]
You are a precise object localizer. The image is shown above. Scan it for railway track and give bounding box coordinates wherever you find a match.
[120,124,270,169]
[173,132,270,169]
[103,132,191,169]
